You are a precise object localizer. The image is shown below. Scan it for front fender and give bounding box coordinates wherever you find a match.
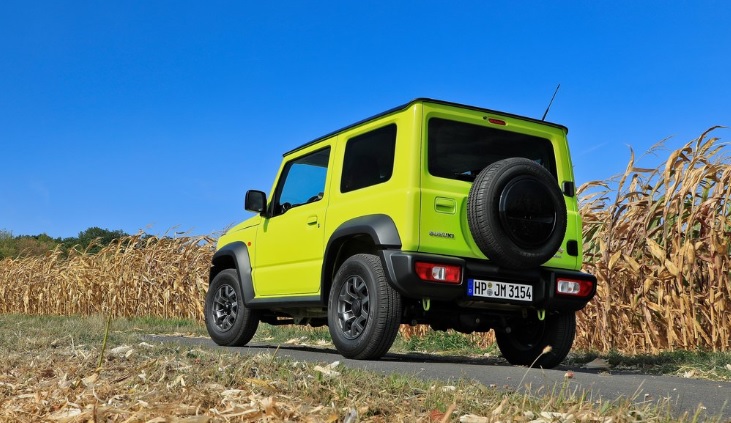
[210,242,256,305]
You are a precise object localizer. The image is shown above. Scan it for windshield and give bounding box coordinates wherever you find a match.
[427,118,557,182]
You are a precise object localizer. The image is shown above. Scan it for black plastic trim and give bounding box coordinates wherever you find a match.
[210,242,256,305]
[380,250,466,300]
[326,214,402,250]
[562,181,576,197]
[245,295,323,309]
[321,214,402,300]
[379,250,596,311]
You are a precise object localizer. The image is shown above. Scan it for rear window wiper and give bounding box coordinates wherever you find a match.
[452,172,476,182]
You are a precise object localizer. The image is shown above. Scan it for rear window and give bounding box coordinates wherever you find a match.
[428,118,556,182]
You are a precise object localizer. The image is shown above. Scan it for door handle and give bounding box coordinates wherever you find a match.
[307,216,319,226]
[434,197,456,214]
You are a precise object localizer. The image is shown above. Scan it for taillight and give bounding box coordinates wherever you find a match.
[556,278,594,297]
[415,262,462,284]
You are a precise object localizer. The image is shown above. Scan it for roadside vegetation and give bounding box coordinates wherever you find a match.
[1,314,725,422]
[1,127,728,355]
[0,226,128,259]
[578,127,730,353]
[0,127,729,419]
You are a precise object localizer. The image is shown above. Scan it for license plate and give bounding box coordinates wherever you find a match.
[467,279,533,302]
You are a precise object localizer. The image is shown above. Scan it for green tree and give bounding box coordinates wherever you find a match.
[67,227,129,254]
[0,231,61,259]
[14,234,59,257]
[0,229,17,259]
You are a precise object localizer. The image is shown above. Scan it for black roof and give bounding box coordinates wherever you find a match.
[283,98,568,157]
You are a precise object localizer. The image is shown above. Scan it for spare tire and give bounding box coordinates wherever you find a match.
[467,158,566,269]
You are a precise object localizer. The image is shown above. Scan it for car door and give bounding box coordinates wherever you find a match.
[252,146,331,297]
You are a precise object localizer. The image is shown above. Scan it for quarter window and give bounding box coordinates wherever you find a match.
[341,124,397,193]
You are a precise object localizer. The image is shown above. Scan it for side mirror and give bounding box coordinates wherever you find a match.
[245,190,267,213]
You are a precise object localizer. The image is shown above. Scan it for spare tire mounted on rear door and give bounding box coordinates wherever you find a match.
[467,157,567,269]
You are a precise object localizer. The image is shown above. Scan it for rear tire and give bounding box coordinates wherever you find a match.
[205,269,259,346]
[328,254,402,360]
[495,312,576,368]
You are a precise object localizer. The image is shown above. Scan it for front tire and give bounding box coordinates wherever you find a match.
[328,254,402,360]
[495,312,576,368]
[205,269,259,346]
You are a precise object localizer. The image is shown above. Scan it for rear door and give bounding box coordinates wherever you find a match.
[419,108,560,260]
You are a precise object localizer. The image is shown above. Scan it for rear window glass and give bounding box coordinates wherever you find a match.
[428,118,556,182]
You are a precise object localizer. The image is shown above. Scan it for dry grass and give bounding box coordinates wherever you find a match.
[0,314,713,422]
[0,127,728,354]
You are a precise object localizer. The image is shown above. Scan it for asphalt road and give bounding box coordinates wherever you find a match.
[151,335,731,420]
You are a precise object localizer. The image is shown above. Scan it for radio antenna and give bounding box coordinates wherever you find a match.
[541,83,561,121]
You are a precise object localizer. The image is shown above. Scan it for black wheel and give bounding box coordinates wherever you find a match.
[467,157,567,269]
[495,312,576,368]
[205,269,259,346]
[328,254,402,360]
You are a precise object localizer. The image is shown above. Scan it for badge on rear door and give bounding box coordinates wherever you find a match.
[429,231,455,239]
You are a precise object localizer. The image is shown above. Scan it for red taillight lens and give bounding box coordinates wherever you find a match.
[556,278,594,297]
[415,262,462,284]
[487,118,506,125]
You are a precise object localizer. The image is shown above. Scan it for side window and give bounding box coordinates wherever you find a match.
[273,147,330,216]
[341,124,397,193]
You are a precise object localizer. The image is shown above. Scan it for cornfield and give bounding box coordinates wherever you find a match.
[0,235,213,320]
[0,127,728,354]
[576,126,730,353]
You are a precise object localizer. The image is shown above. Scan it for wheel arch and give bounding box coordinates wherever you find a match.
[321,214,401,303]
[210,241,256,305]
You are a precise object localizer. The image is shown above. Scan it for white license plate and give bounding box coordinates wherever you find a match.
[468,279,533,302]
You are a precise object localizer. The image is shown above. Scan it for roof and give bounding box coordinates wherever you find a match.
[283,98,568,157]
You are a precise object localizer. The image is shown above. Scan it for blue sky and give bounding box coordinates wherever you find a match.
[1,1,729,238]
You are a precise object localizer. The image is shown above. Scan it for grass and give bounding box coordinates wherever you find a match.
[593,350,731,380]
[3,314,727,422]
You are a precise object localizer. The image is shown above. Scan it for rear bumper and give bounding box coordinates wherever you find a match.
[379,250,596,311]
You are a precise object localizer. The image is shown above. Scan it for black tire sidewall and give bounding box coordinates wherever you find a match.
[495,312,576,368]
[467,158,567,269]
[205,269,258,346]
[328,254,401,359]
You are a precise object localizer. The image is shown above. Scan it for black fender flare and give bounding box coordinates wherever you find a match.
[321,214,402,299]
[210,241,256,305]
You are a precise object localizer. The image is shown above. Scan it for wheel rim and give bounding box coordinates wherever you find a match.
[499,176,557,249]
[508,320,546,351]
[336,275,371,340]
[212,284,238,332]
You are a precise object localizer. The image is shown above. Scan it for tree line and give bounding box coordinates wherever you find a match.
[0,227,129,259]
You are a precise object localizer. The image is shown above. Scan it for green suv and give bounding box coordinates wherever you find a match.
[205,98,596,368]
